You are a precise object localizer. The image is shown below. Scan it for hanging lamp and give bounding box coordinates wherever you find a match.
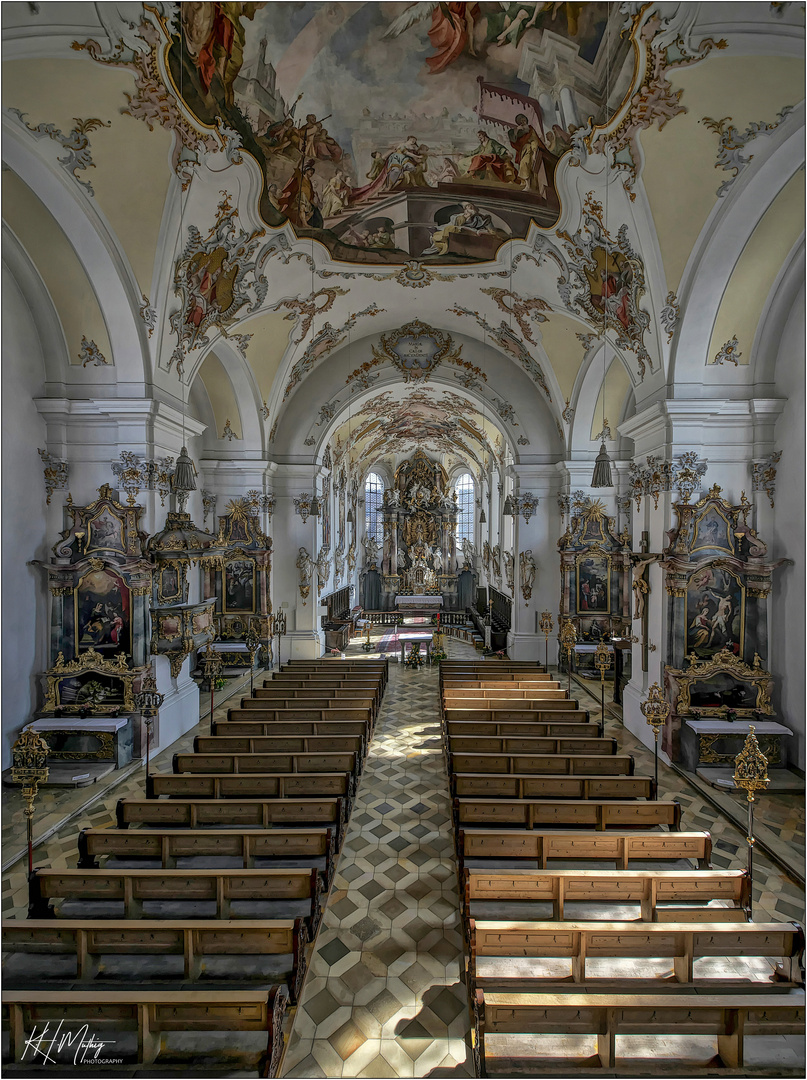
[592,9,614,489]
[171,34,199,515]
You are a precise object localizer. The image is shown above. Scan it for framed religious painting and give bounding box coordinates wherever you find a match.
[223,558,256,614]
[75,567,131,656]
[576,554,611,615]
[83,505,126,556]
[686,563,745,660]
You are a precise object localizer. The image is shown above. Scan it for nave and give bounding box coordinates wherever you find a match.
[3,637,804,1078]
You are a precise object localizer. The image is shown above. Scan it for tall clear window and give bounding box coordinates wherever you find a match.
[455,472,474,546]
[365,472,384,541]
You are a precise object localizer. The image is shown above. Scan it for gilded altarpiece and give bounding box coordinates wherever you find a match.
[376,450,459,606]
[558,500,632,641]
[147,510,222,677]
[203,499,273,661]
[44,486,153,668]
[661,485,790,760]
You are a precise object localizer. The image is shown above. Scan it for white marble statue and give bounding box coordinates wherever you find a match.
[432,546,443,572]
[362,532,380,565]
[316,544,331,593]
[296,547,314,603]
[520,549,536,601]
[503,550,514,592]
[461,537,476,566]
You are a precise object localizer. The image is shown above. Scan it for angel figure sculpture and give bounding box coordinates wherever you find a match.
[362,532,381,566]
[461,537,476,566]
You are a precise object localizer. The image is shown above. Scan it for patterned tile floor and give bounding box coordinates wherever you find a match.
[281,638,472,1078]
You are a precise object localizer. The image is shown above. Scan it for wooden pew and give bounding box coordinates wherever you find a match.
[2,988,289,1075]
[446,719,603,741]
[212,719,369,742]
[240,695,376,713]
[145,771,352,803]
[115,796,345,847]
[226,706,372,725]
[468,919,805,990]
[447,735,618,756]
[172,750,359,781]
[444,704,586,720]
[441,677,556,687]
[451,773,655,801]
[443,696,576,711]
[78,827,336,885]
[195,734,365,760]
[462,868,750,923]
[443,685,565,696]
[457,829,712,873]
[28,867,324,932]
[472,990,806,1076]
[449,752,634,777]
[454,798,682,832]
[277,661,388,688]
[3,918,307,1000]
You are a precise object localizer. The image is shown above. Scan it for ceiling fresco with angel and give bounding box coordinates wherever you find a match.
[169,1,624,265]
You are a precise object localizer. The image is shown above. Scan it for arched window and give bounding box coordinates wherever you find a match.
[455,472,474,546]
[365,472,384,541]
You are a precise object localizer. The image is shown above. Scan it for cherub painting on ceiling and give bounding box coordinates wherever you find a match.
[167,1,619,266]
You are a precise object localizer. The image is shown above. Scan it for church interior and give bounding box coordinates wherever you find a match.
[1,1,805,1075]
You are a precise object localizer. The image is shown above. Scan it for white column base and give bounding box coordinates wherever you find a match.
[507,632,545,662]
[152,654,200,754]
[288,630,325,660]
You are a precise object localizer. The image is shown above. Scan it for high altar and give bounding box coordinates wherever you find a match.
[360,451,461,610]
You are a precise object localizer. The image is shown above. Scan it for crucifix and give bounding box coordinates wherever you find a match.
[631,533,664,672]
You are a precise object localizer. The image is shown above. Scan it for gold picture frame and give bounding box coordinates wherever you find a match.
[666,649,772,717]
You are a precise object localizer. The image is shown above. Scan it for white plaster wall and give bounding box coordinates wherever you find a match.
[1,263,48,768]
[769,288,805,769]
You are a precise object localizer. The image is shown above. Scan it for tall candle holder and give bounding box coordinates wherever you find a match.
[733,726,769,920]
[640,682,669,800]
[539,611,553,671]
[244,627,261,696]
[559,619,577,695]
[133,668,165,786]
[594,641,612,730]
[202,643,224,734]
[11,727,50,879]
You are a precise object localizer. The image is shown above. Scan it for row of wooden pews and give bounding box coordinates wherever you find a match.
[439,659,805,1076]
[2,658,387,1076]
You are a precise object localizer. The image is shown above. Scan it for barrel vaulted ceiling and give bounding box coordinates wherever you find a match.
[2,2,804,480]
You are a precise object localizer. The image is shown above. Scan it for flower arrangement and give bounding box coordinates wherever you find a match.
[404,642,424,669]
[431,646,447,662]
[214,676,226,691]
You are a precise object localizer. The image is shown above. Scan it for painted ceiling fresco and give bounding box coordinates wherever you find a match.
[330,386,503,471]
[168,1,625,264]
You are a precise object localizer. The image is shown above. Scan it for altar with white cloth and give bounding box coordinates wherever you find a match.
[395,595,443,613]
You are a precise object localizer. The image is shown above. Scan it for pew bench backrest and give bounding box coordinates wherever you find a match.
[2,988,289,1074]
[115,797,344,842]
[458,829,711,871]
[454,797,681,831]
[472,990,806,1075]
[451,773,655,801]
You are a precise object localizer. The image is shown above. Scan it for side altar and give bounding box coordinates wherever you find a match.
[360,451,465,611]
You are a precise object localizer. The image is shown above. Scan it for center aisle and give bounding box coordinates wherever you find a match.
[281,643,473,1079]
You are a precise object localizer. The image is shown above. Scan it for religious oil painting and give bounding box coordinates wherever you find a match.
[224,559,256,613]
[159,564,182,603]
[167,1,620,265]
[84,507,126,555]
[691,504,734,555]
[577,555,610,614]
[76,569,130,656]
[686,564,745,660]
